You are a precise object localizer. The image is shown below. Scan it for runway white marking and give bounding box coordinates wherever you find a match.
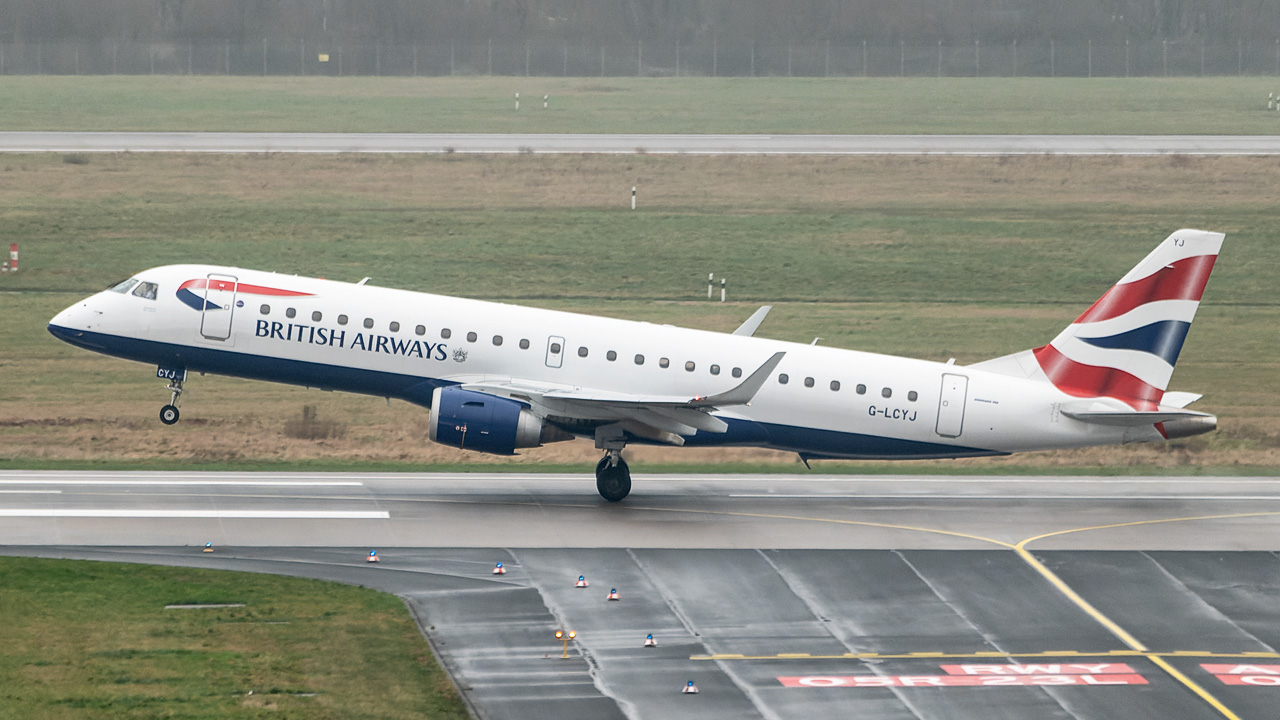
[0,509,389,519]
[730,494,1280,500]
[0,490,61,494]
[0,480,363,487]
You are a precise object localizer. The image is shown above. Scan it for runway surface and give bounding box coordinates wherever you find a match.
[4,470,1280,720]
[5,131,1280,155]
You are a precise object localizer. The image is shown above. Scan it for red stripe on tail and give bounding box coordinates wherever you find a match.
[1032,344,1163,410]
[1074,254,1217,324]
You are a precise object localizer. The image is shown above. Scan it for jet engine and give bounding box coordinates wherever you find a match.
[428,386,570,455]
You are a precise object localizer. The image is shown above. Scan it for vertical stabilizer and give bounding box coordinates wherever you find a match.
[972,229,1224,410]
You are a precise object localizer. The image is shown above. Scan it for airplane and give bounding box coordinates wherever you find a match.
[48,229,1223,502]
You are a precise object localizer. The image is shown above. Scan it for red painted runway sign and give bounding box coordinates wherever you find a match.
[1202,664,1280,686]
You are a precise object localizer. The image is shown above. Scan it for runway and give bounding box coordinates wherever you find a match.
[5,131,1280,155]
[4,470,1280,720]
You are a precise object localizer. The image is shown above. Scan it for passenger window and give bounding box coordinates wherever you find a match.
[685,361,695,372]
[467,332,478,343]
[132,282,158,300]
[732,367,742,378]
[312,311,322,322]
[856,384,867,395]
[778,374,789,384]
[519,339,530,349]
[363,318,374,329]
[635,354,645,365]
[441,328,452,339]
[908,391,918,402]
[710,364,720,376]
[285,307,296,319]
[107,278,139,294]
[882,387,892,398]
[493,335,503,346]
[578,346,588,357]
[415,325,426,336]
[830,380,841,391]
[804,377,815,388]
[607,350,617,361]
[659,358,670,368]
[550,342,562,354]
[390,321,400,332]
[338,314,348,325]
[260,304,270,315]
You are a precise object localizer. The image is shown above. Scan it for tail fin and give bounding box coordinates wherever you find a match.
[972,229,1224,410]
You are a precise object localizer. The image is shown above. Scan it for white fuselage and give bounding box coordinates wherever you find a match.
[48,264,1150,460]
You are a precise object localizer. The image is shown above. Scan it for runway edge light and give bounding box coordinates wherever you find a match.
[682,680,699,695]
[367,550,379,563]
[575,574,588,588]
[607,588,620,601]
[203,542,213,553]
[493,562,506,575]
[644,633,656,648]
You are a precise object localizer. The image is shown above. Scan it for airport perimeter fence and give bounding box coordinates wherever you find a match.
[5,39,1280,78]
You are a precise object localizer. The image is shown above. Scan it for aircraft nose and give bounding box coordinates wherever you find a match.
[47,299,98,340]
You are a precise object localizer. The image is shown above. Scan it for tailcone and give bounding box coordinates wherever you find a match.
[1161,415,1217,439]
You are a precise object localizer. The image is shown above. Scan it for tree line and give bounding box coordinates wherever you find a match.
[3,0,1278,45]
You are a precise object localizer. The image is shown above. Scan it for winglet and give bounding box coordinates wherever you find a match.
[692,351,785,407]
[732,306,772,337]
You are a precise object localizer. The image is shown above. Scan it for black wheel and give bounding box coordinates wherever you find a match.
[160,405,180,425]
[595,457,631,502]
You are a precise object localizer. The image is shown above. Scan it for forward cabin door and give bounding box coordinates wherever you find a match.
[935,373,968,438]
[200,274,238,341]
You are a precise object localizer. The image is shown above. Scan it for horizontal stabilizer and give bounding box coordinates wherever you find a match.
[1061,398,1214,427]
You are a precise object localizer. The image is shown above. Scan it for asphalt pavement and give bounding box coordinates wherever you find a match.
[3,470,1279,719]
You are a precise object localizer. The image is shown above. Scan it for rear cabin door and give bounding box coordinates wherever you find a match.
[200,273,238,341]
[545,336,565,368]
[935,373,969,438]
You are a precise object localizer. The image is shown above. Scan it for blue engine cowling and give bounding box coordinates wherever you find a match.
[428,386,546,455]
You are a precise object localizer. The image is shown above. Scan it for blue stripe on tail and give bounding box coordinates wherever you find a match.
[1079,320,1191,366]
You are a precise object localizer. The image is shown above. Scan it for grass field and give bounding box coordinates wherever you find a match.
[3,76,1280,134]
[0,556,468,719]
[1,152,1277,472]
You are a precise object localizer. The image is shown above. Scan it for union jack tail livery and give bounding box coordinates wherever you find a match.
[1034,229,1223,410]
[974,229,1222,438]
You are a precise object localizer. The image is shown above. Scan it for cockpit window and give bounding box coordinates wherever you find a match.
[107,278,139,294]
[131,281,158,300]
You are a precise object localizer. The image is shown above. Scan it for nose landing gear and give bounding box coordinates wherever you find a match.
[157,366,186,425]
[595,449,631,503]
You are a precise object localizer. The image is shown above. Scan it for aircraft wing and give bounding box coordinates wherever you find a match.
[458,351,785,440]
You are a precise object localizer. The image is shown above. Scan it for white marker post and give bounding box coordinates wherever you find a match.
[8,242,16,272]
[631,186,636,210]
[707,273,714,299]
[543,94,548,109]
[720,277,726,302]
[515,92,519,111]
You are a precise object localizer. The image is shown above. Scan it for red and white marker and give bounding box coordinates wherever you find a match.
[607,588,620,601]
[644,634,656,647]
[492,562,506,575]
[8,243,16,273]
[682,680,699,694]
[367,550,380,563]
[575,575,589,588]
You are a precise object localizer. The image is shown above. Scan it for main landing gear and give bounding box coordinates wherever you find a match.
[159,376,184,425]
[595,450,631,503]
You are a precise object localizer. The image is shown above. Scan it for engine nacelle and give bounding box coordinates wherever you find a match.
[428,386,548,455]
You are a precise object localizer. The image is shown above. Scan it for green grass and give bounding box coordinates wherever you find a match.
[1,152,1277,470]
[0,556,469,720]
[2,76,1280,134]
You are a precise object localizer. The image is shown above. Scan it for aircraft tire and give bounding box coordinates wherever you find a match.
[160,405,180,425]
[595,458,631,503]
